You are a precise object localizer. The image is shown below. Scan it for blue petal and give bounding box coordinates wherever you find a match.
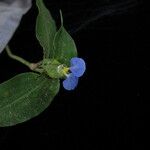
[70,57,86,77]
[63,73,79,90]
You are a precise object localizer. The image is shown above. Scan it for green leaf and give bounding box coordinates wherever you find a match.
[0,72,60,127]
[36,0,56,58]
[53,26,78,65]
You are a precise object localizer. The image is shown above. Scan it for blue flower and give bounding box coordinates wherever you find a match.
[63,57,86,90]
[63,73,79,90]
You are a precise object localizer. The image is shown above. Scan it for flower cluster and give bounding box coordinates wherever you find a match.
[62,57,86,90]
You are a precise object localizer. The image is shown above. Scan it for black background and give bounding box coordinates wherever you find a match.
[0,0,149,149]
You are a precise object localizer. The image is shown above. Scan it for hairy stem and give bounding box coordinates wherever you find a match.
[5,45,43,73]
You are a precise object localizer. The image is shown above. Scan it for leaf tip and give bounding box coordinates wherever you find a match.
[59,9,63,26]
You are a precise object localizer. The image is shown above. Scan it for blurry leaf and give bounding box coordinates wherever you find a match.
[0,72,59,127]
[53,26,77,65]
[0,0,32,53]
[36,0,56,58]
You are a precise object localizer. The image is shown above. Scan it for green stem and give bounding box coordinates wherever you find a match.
[5,46,43,73]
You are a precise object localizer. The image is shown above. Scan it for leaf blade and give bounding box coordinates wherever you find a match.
[53,26,78,65]
[0,72,59,127]
[36,0,56,58]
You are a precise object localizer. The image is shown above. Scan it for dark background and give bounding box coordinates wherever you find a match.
[0,0,149,149]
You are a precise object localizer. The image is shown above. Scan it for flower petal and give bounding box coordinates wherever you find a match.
[70,57,86,77]
[63,73,79,90]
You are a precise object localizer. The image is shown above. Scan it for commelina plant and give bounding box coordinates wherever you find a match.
[0,0,86,127]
